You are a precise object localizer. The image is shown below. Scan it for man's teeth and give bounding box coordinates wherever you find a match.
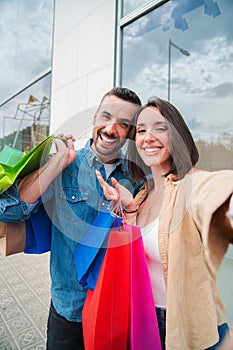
[101,135,116,143]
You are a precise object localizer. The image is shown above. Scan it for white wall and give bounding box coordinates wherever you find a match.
[50,0,116,148]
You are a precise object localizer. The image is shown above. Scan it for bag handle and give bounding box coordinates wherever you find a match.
[111,193,127,226]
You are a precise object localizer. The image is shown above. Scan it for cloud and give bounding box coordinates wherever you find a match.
[0,0,54,103]
[209,82,233,98]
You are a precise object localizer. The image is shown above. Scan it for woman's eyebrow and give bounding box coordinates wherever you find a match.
[136,121,167,126]
[154,121,167,125]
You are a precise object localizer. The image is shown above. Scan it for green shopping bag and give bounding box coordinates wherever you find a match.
[0,134,54,195]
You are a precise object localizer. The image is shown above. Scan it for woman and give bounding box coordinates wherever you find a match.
[96,96,233,350]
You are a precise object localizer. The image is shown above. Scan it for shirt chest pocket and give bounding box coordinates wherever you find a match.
[58,188,89,226]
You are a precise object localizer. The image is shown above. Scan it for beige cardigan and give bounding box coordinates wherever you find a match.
[126,169,233,350]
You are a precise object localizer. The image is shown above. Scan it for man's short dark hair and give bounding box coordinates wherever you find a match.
[99,87,141,106]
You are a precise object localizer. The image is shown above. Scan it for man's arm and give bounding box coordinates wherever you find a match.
[18,137,76,204]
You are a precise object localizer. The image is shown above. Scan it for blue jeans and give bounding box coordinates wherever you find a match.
[155,307,229,350]
[206,323,229,350]
[46,301,85,350]
[156,307,166,350]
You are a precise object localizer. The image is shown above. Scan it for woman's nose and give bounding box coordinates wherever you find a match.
[144,130,156,141]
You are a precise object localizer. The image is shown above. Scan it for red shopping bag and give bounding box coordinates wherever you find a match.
[82,227,130,350]
[82,217,162,350]
[125,222,162,350]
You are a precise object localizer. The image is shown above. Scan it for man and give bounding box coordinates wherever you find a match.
[1,87,141,349]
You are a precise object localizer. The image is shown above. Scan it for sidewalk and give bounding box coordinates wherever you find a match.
[0,252,50,349]
[1,251,232,350]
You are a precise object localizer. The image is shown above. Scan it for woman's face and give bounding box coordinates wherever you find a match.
[135,106,171,173]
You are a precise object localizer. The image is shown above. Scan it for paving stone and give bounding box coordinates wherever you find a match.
[15,327,42,348]
[0,337,18,350]
[1,305,25,321]
[24,340,46,350]
[0,253,50,349]
[15,291,35,304]
[7,315,32,334]
[0,321,11,339]
[0,296,18,310]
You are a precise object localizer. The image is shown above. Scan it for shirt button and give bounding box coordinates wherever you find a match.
[101,202,106,206]
[71,195,76,200]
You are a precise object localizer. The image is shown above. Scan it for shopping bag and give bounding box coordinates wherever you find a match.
[0,134,54,195]
[0,205,51,256]
[82,227,130,350]
[125,222,162,350]
[0,221,26,256]
[82,218,162,350]
[74,204,122,290]
[24,205,51,254]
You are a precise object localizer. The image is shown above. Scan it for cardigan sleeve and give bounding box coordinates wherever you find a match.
[190,170,233,269]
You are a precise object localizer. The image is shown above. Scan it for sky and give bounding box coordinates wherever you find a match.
[121,0,233,142]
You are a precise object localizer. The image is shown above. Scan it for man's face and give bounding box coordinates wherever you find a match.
[91,95,139,163]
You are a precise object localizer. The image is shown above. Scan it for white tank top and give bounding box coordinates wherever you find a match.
[141,218,166,308]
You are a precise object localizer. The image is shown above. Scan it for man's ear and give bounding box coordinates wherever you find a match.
[93,109,99,125]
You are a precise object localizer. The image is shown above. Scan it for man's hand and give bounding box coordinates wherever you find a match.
[54,134,76,170]
[18,134,76,203]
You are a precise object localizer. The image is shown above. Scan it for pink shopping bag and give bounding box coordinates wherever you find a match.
[124,222,162,350]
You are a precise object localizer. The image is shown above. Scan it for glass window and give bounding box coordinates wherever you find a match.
[121,0,233,171]
[0,0,54,151]
[0,0,54,104]
[0,73,51,152]
[122,0,151,17]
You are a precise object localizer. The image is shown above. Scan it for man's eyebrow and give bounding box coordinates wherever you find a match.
[100,111,111,116]
[100,111,131,124]
[119,118,131,124]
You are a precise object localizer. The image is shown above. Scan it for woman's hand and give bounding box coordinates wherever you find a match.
[96,170,137,209]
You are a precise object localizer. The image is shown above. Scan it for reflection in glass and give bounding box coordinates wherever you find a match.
[122,0,151,17]
[0,0,54,104]
[0,73,51,152]
[168,39,190,101]
[121,0,233,171]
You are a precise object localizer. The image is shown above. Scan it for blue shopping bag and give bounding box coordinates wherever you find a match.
[24,205,51,254]
[74,204,122,290]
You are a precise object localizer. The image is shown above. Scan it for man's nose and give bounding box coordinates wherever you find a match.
[105,122,118,135]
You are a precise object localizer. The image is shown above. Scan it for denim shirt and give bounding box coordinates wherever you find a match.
[0,140,140,322]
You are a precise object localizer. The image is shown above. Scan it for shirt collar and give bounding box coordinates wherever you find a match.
[83,139,126,171]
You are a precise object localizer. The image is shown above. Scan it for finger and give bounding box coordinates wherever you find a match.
[111,177,118,188]
[66,138,74,149]
[104,187,118,200]
[54,138,66,149]
[64,134,76,141]
[96,170,106,187]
